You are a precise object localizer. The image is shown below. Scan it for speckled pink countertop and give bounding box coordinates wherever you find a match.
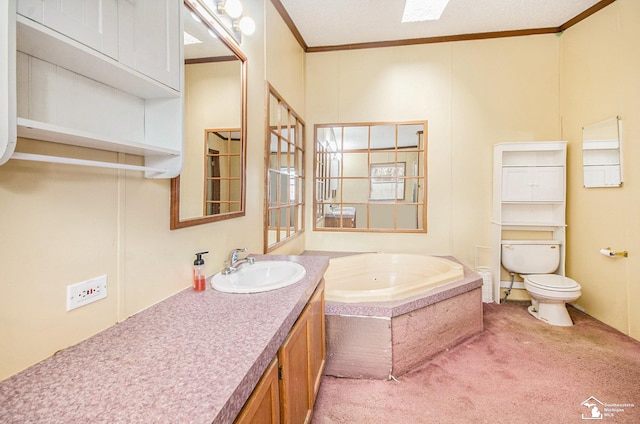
[0,255,329,424]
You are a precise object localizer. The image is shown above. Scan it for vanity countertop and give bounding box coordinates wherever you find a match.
[0,254,329,424]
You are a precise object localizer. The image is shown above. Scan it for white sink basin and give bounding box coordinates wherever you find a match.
[211,261,307,293]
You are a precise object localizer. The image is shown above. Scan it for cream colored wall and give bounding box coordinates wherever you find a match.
[561,0,640,338]
[0,0,267,380]
[3,0,636,383]
[305,36,561,266]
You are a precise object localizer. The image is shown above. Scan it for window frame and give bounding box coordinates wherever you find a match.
[313,121,427,233]
[264,84,306,252]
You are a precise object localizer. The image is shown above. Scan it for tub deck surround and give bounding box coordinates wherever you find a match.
[0,255,329,424]
[325,257,483,318]
[322,257,484,379]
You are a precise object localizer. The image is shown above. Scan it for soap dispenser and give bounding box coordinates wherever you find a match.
[193,251,209,291]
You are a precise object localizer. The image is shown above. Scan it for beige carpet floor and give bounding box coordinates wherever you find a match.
[312,301,640,423]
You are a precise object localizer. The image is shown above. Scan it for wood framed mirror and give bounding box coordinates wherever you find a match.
[582,117,622,188]
[170,0,247,229]
[313,121,427,232]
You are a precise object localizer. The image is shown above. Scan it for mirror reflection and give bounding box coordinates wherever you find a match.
[171,1,247,229]
[205,129,243,214]
[582,117,622,188]
[265,87,305,251]
[314,122,427,232]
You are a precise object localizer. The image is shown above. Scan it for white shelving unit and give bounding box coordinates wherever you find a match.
[491,141,568,303]
[1,0,183,178]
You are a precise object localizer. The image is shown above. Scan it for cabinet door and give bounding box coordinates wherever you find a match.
[235,358,280,424]
[279,310,313,424]
[532,166,564,201]
[118,0,180,90]
[18,0,118,59]
[308,282,325,401]
[501,167,534,201]
[502,166,563,202]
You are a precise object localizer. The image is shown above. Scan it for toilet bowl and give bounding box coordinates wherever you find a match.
[523,274,581,326]
[501,240,582,326]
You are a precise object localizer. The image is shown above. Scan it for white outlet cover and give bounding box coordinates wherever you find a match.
[66,275,108,311]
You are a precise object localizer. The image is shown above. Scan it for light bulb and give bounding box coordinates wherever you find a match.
[223,0,242,19]
[237,16,255,36]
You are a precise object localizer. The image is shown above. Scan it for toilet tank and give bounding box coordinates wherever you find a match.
[501,240,561,274]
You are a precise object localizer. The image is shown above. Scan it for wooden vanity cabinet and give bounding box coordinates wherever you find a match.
[235,281,325,424]
[323,215,356,228]
[306,281,326,401]
[235,358,280,424]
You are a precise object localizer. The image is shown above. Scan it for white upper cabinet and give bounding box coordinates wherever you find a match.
[501,166,564,202]
[493,142,567,227]
[17,0,180,92]
[17,0,119,60]
[118,0,180,90]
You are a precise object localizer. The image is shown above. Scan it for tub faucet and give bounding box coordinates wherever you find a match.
[222,248,255,275]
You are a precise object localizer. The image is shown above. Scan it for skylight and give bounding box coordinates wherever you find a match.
[402,0,450,22]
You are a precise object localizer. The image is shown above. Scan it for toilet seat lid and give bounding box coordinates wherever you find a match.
[525,274,580,290]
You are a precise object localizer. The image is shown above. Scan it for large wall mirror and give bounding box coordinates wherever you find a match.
[265,86,306,252]
[583,117,622,188]
[170,0,247,229]
[314,122,428,232]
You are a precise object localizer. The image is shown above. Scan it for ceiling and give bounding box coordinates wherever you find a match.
[276,0,613,50]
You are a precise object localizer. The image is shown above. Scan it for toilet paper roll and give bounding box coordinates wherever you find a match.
[600,249,614,257]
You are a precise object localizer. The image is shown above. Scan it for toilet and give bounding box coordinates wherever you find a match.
[501,240,581,326]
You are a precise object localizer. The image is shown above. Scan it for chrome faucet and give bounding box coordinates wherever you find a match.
[222,248,255,275]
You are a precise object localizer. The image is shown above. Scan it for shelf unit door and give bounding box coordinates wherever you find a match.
[501,166,564,202]
[17,0,118,59]
[118,0,181,90]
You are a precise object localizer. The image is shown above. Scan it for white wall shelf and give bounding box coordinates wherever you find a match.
[2,1,183,178]
[17,118,181,157]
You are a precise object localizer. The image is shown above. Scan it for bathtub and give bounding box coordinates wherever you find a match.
[319,252,483,379]
[324,253,465,303]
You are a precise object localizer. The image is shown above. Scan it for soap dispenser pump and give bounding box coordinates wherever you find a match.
[193,251,209,291]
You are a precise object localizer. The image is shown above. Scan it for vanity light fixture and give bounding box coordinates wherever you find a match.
[402,0,450,22]
[218,0,242,19]
[234,16,256,36]
[215,0,256,36]
[187,0,255,43]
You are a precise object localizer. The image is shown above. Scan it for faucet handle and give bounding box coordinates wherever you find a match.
[229,247,248,263]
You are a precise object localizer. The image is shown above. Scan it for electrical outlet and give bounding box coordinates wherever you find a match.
[67,275,107,311]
